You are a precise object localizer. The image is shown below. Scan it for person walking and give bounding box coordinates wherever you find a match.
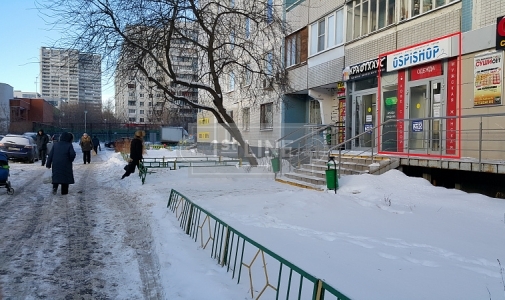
[92,135,101,155]
[35,129,50,166]
[46,132,76,195]
[79,133,93,164]
[121,130,145,179]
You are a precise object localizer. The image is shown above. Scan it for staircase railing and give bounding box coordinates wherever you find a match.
[275,124,332,175]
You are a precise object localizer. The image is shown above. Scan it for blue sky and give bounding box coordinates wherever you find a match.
[0,0,114,101]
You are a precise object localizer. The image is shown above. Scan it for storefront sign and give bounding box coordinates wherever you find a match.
[496,16,505,51]
[473,51,502,106]
[446,58,458,155]
[364,123,373,133]
[338,99,346,144]
[412,120,423,132]
[344,57,387,81]
[397,70,405,152]
[337,81,346,98]
[387,37,452,72]
[410,62,443,81]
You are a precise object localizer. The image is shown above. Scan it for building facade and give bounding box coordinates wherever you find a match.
[40,47,102,108]
[0,83,14,134]
[281,0,505,161]
[114,41,198,126]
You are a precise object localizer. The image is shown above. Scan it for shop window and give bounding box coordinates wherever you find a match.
[355,77,378,91]
[260,103,273,129]
[309,100,322,124]
[310,9,344,56]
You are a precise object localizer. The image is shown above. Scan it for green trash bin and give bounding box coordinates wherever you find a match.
[325,162,338,192]
[271,157,280,173]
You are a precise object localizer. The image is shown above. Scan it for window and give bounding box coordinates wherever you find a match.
[260,103,273,129]
[129,92,135,96]
[140,102,144,106]
[309,100,322,124]
[129,109,136,114]
[140,110,144,114]
[266,0,273,23]
[242,107,250,131]
[286,32,301,67]
[229,0,235,7]
[230,30,235,49]
[245,18,251,39]
[229,72,235,91]
[139,118,145,122]
[310,9,344,55]
[245,64,252,85]
[128,101,136,106]
[346,0,396,41]
[265,52,273,76]
[139,93,144,98]
[400,0,454,20]
[129,117,136,122]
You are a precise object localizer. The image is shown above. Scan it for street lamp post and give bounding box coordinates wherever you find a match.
[84,110,88,133]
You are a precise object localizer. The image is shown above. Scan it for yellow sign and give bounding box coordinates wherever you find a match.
[198,118,210,125]
[367,107,371,112]
[474,51,503,106]
[198,132,210,140]
[416,103,421,109]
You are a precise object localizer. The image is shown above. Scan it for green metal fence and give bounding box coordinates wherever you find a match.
[167,189,351,300]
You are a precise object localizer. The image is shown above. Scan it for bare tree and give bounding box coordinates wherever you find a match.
[38,0,290,166]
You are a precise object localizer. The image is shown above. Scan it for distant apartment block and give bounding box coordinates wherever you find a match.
[0,83,14,133]
[115,40,198,125]
[40,47,102,108]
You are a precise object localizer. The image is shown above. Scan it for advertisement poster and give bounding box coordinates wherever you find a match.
[382,95,398,152]
[474,52,503,106]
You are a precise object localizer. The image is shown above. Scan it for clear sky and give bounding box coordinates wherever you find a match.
[0,0,114,101]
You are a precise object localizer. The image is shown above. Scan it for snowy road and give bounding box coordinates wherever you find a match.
[0,150,164,299]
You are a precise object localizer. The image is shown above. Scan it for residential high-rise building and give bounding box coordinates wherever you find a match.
[40,47,102,108]
[115,35,198,126]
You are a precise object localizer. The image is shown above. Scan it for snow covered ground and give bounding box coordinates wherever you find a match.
[2,144,505,299]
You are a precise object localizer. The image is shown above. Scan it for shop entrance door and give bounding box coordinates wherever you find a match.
[353,93,376,149]
[408,80,443,153]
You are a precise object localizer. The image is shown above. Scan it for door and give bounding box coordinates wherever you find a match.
[409,83,429,151]
[408,80,443,153]
[353,93,377,149]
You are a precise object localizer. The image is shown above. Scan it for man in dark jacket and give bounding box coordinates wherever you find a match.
[91,136,101,154]
[121,130,145,179]
[46,132,76,195]
[35,129,50,166]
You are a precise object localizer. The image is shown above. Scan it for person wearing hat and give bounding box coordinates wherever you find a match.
[79,133,94,164]
[121,130,145,179]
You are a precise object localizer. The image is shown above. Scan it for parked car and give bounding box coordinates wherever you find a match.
[52,133,62,142]
[0,134,39,163]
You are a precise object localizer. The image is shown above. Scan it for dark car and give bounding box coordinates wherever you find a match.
[0,134,38,163]
[52,133,62,142]
[105,141,115,148]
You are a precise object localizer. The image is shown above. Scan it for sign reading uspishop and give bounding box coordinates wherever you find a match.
[496,16,505,51]
[386,36,452,72]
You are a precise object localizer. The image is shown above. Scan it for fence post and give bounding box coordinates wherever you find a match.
[314,279,324,300]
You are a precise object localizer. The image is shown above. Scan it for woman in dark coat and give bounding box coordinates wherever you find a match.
[121,130,145,179]
[46,132,76,195]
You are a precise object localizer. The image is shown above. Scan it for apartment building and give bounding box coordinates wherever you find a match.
[0,83,13,133]
[114,39,198,126]
[40,47,102,108]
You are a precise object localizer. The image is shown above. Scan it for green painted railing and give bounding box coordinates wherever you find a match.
[167,189,351,300]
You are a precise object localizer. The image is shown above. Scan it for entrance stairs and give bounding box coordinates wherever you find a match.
[276,153,400,191]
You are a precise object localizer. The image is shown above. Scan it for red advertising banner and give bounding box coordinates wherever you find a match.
[397,70,405,152]
[338,99,346,144]
[446,58,458,155]
[410,62,443,81]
